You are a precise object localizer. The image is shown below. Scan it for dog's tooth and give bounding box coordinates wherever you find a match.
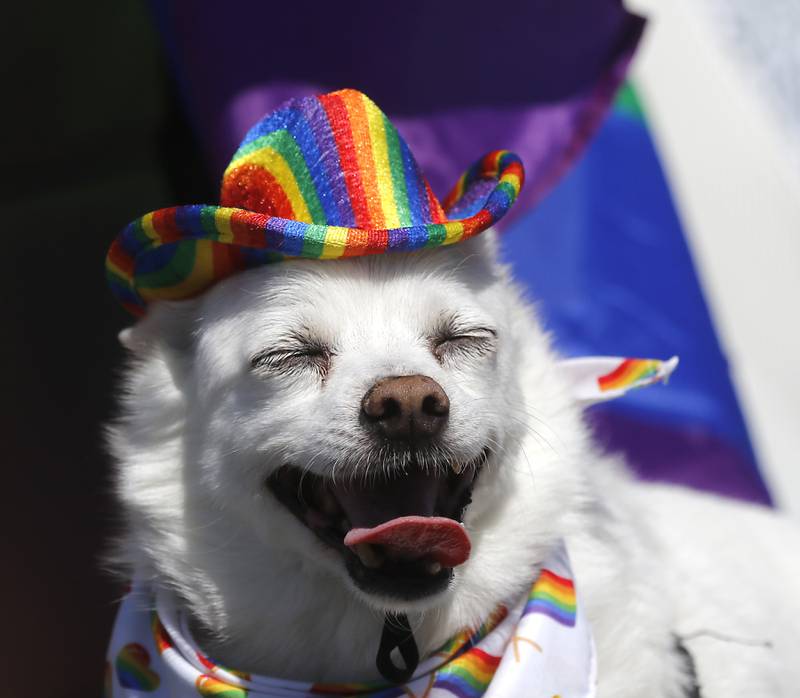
[426,561,442,575]
[353,543,384,569]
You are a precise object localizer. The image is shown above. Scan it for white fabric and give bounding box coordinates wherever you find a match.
[106,544,595,698]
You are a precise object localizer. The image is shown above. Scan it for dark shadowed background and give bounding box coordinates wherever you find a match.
[2,3,208,694]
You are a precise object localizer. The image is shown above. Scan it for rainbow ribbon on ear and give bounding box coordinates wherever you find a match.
[557,356,679,405]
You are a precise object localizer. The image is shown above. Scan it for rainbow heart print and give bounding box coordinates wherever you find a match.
[115,642,161,691]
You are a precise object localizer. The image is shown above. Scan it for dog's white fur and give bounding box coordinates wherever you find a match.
[110,233,800,697]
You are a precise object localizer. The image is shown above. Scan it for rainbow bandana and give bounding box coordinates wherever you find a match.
[106,89,524,316]
[105,543,596,698]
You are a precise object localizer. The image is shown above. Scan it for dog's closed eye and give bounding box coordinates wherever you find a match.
[431,320,497,363]
[250,338,332,378]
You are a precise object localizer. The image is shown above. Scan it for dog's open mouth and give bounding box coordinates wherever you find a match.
[267,449,487,600]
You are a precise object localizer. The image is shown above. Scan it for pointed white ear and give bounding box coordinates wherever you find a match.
[117,323,155,355]
[118,327,136,350]
[118,300,200,356]
[466,227,501,261]
[441,228,505,280]
[117,300,201,387]
[557,355,679,406]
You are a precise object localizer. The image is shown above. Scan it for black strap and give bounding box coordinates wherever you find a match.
[674,635,703,698]
[376,613,420,684]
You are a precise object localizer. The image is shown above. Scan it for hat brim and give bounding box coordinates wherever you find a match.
[107,151,523,316]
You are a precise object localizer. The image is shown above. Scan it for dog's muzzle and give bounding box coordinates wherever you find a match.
[266,446,487,601]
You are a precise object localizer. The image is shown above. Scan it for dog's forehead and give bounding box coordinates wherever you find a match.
[200,250,500,344]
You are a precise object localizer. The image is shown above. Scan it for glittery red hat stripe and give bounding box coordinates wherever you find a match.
[318,92,374,228]
[338,89,386,229]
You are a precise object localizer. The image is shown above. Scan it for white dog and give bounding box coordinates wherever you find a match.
[108,232,800,697]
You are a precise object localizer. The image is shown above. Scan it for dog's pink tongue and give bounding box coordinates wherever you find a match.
[344,516,471,568]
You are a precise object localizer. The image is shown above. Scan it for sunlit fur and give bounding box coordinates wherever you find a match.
[109,232,800,696]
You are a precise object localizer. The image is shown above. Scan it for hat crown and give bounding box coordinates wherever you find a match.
[220,89,447,229]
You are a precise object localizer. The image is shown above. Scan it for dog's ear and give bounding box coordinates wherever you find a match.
[456,228,502,266]
[441,228,507,284]
[118,300,199,353]
[118,300,200,386]
[473,228,502,262]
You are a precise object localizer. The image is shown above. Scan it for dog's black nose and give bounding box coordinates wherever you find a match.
[361,375,450,443]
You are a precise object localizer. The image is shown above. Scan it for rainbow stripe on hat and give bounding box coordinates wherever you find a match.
[523,569,577,627]
[598,358,661,393]
[107,89,524,315]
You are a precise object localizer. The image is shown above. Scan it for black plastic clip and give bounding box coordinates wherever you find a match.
[376,612,420,684]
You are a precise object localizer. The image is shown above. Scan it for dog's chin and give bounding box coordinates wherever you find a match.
[266,448,488,606]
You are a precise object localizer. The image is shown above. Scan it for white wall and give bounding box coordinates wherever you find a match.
[627,0,800,516]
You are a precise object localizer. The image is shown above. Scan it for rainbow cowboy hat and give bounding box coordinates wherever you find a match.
[106,89,524,315]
